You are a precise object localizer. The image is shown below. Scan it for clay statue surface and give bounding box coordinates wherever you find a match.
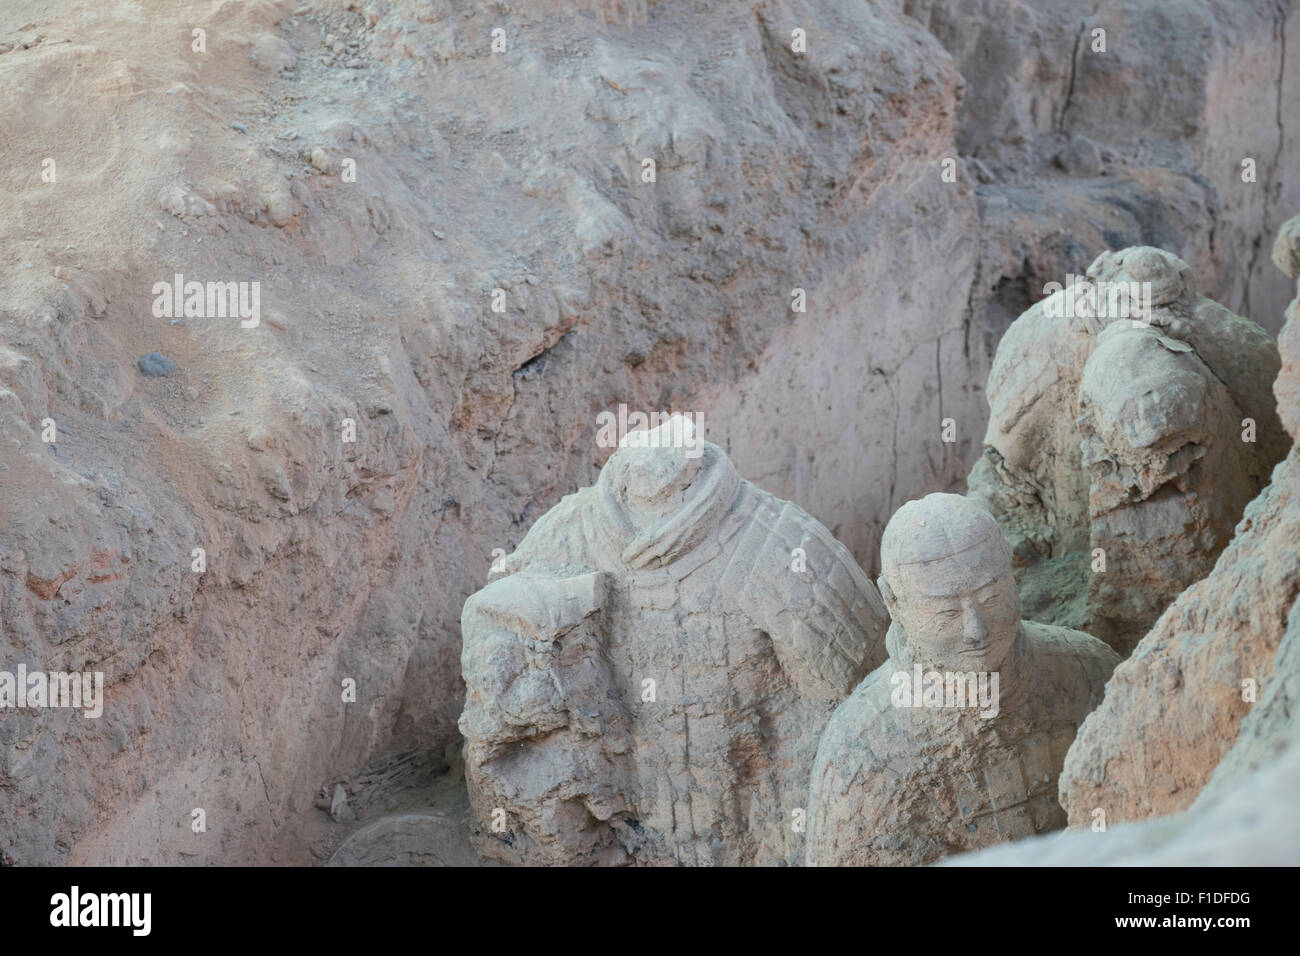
[967,246,1288,652]
[459,417,889,865]
[806,493,1119,867]
[1056,215,1300,829]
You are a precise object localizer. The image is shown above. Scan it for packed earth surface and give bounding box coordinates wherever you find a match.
[0,0,1296,865]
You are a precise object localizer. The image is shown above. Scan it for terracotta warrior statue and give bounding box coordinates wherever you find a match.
[806,493,1119,866]
[968,245,1287,652]
[460,416,889,865]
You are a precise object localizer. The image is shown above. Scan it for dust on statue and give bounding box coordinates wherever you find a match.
[459,416,889,865]
[806,493,1119,866]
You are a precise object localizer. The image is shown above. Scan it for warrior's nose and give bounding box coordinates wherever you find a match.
[964,604,988,649]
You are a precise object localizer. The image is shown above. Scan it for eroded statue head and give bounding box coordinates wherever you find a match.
[1077,323,1212,508]
[605,415,704,521]
[879,493,1020,672]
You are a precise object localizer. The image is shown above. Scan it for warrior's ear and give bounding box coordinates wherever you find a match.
[877,575,898,618]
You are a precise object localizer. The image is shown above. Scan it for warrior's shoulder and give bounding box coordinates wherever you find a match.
[1021,620,1121,705]
[816,667,905,765]
[495,485,601,576]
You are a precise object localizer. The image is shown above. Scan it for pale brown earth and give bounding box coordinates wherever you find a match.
[0,0,1295,864]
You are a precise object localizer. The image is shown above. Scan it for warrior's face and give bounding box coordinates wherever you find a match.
[881,505,1021,675]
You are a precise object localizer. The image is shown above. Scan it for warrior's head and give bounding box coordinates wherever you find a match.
[879,494,1020,673]
[1077,323,1214,507]
[1085,245,1196,330]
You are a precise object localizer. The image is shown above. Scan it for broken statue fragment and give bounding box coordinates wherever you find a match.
[967,246,1288,652]
[459,416,889,865]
